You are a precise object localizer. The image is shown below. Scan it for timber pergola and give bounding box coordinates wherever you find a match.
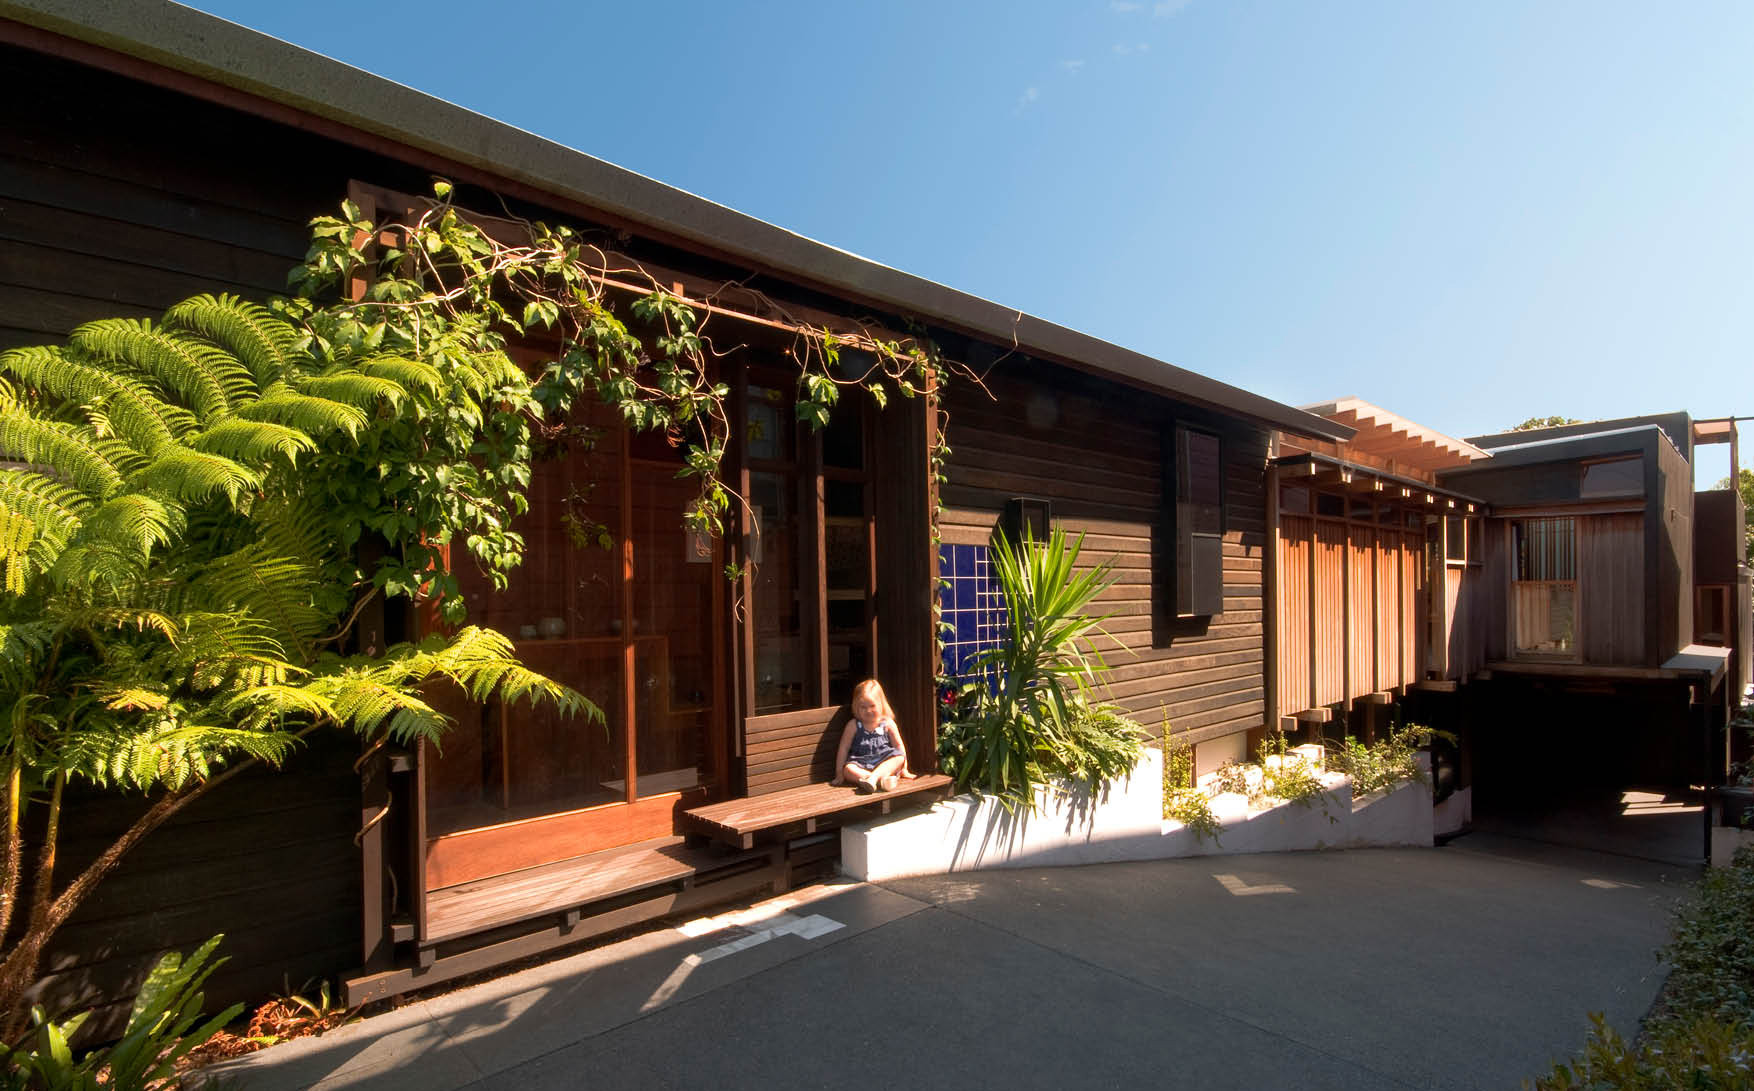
[1272,450,1490,514]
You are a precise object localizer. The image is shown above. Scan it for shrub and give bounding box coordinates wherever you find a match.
[1328,723,1447,796]
[1653,843,1754,1031]
[1257,738,1328,808]
[1161,721,1219,841]
[1528,1012,1754,1090]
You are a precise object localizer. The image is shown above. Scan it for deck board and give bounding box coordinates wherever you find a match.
[424,836,763,944]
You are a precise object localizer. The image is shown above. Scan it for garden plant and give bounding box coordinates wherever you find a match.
[937,527,1144,807]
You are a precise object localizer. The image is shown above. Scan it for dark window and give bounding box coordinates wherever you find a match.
[1315,493,1345,518]
[1172,425,1224,617]
[1279,484,1310,514]
[1446,514,1466,562]
[1580,457,1643,498]
[1466,517,1483,566]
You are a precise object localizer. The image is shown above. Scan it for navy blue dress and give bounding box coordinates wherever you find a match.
[847,718,901,770]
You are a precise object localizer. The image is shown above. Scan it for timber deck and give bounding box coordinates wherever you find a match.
[424,836,770,945]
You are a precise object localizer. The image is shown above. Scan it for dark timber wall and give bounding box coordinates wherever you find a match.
[16,737,362,1038]
[0,42,418,1025]
[939,363,1269,747]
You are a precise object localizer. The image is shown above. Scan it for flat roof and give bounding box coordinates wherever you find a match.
[0,0,1353,443]
[1443,424,1673,474]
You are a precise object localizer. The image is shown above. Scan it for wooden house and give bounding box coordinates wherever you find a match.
[0,0,1352,1017]
[1273,402,1747,819]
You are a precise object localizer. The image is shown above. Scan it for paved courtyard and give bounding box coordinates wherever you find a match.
[219,834,1692,1090]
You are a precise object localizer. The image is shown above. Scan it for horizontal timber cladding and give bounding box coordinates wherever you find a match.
[938,363,1270,745]
[16,734,362,1040]
[0,43,439,349]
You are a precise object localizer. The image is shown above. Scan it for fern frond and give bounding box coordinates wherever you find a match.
[0,413,124,498]
[182,547,328,656]
[294,372,409,409]
[69,318,254,421]
[0,620,57,692]
[400,627,593,719]
[0,345,197,456]
[357,356,442,397]
[129,448,260,506]
[188,419,316,466]
[0,471,88,583]
[163,294,306,389]
[234,384,369,439]
[221,684,336,732]
[69,493,180,568]
[63,715,301,791]
[171,611,293,691]
[310,672,447,744]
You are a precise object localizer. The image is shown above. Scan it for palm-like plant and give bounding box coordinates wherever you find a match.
[938,527,1141,806]
[0,294,590,1027]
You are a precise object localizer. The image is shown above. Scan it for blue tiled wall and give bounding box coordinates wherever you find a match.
[938,543,1006,683]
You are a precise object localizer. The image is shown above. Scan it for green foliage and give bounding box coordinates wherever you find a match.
[1511,415,1583,431]
[937,528,1139,807]
[1051,700,1146,789]
[0,293,592,805]
[0,280,589,1024]
[1328,723,1447,796]
[288,188,951,605]
[1653,843,1754,1032]
[1255,736,1328,808]
[1161,719,1219,841]
[1528,1013,1754,1090]
[0,935,240,1090]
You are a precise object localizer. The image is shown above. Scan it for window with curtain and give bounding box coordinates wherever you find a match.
[1511,517,1576,657]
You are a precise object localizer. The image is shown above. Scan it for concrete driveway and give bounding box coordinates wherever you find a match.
[219,835,1691,1091]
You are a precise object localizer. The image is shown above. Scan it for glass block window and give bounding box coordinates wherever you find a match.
[938,543,1006,684]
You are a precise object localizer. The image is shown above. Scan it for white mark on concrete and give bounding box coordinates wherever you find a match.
[1583,878,1640,889]
[640,912,845,1013]
[1214,873,1296,896]
[676,896,801,938]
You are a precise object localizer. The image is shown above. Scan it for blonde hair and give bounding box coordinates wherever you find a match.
[852,678,896,724]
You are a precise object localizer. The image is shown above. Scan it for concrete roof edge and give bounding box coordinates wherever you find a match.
[0,0,1351,443]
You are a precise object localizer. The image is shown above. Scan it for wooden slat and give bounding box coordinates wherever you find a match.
[424,836,765,944]
[683,775,953,847]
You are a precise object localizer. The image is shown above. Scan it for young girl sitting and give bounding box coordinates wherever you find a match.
[831,678,914,793]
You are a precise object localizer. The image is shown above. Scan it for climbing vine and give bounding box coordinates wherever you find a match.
[284,183,966,621]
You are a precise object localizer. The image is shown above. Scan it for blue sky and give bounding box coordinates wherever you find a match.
[188,0,1752,480]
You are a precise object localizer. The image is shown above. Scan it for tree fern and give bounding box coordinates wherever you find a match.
[234,384,369,438]
[0,416,125,499]
[69,319,252,421]
[188,418,316,466]
[0,346,194,456]
[164,294,304,389]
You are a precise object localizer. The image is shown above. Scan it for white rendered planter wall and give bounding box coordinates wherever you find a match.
[840,748,1434,882]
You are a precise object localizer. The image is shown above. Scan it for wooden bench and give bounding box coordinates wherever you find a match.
[681,704,954,850]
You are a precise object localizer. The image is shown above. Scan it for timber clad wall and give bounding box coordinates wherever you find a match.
[0,46,408,349]
[21,739,362,1035]
[1656,437,1694,661]
[2,45,406,1027]
[938,366,1269,746]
